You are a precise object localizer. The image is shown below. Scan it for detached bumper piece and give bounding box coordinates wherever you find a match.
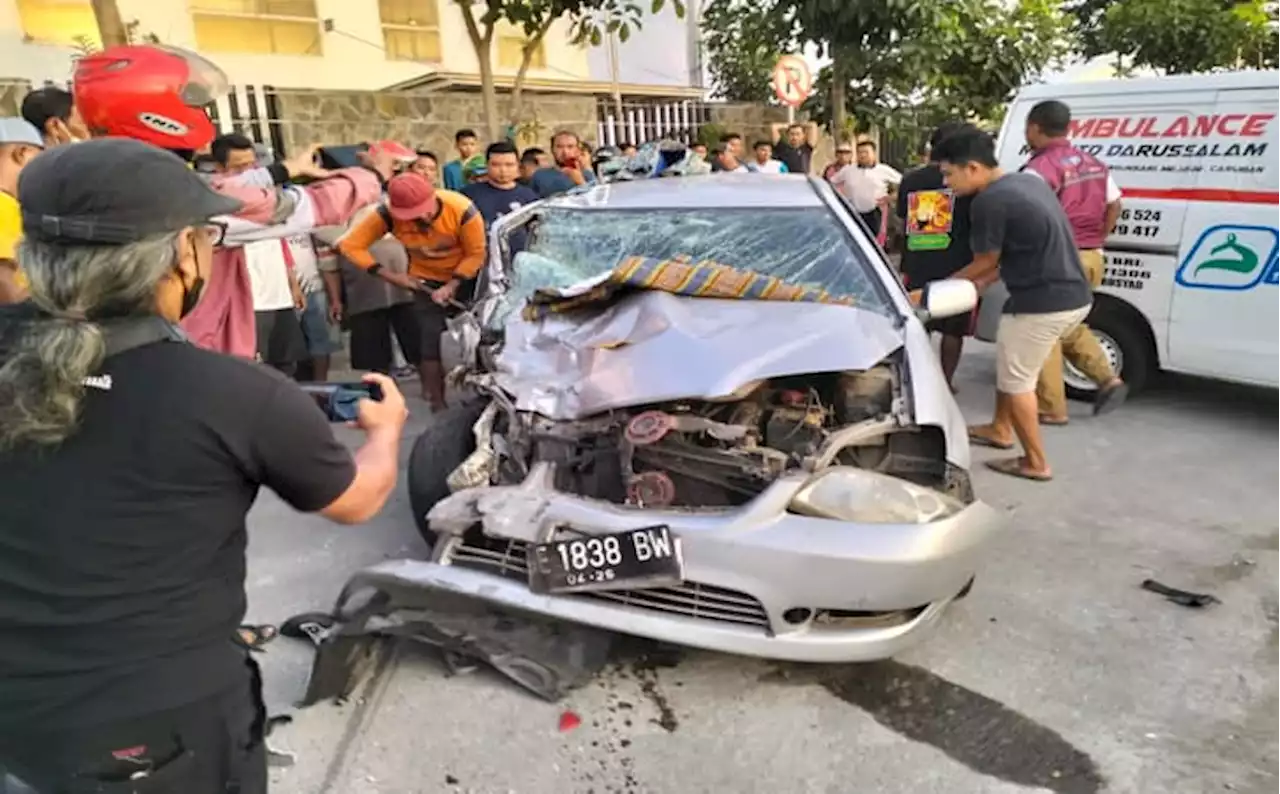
[294,561,616,705]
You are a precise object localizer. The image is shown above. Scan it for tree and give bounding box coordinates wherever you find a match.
[1063,0,1114,61]
[1087,0,1278,74]
[90,0,128,47]
[927,0,1073,122]
[779,0,942,143]
[701,0,795,102]
[785,0,1068,140]
[454,0,683,141]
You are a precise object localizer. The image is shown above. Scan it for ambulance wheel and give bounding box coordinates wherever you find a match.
[407,401,485,547]
[1065,299,1154,401]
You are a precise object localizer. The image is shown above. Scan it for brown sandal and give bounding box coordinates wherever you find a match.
[985,457,1053,482]
[968,429,1015,450]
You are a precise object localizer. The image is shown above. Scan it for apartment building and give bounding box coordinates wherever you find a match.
[0,0,592,90]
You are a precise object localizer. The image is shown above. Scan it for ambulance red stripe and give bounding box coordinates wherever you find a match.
[1121,187,1280,204]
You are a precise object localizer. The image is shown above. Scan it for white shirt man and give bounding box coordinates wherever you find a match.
[244,239,306,370]
[831,164,881,212]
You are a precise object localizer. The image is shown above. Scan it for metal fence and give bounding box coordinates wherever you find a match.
[206,86,717,158]
[207,85,287,159]
[594,99,713,147]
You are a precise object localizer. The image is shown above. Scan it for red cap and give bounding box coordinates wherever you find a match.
[386,172,436,221]
[368,139,416,164]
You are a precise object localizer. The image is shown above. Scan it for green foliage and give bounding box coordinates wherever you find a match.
[1063,0,1116,59]
[701,0,796,101]
[695,122,728,148]
[927,0,1073,120]
[780,0,1068,131]
[481,0,684,48]
[455,0,682,137]
[1087,0,1278,73]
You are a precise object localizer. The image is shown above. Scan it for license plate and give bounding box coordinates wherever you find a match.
[526,525,683,595]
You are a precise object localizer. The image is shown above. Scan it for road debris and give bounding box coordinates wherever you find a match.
[1140,579,1221,608]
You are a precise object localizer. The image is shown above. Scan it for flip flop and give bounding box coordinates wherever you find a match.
[968,429,1015,450]
[1093,382,1130,416]
[985,457,1053,482]
[1039,415,1070,426]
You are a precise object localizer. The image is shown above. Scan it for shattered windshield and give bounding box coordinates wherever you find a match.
[495,207,891,325]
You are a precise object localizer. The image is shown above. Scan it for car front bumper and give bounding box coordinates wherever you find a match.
[408,464,1005,663]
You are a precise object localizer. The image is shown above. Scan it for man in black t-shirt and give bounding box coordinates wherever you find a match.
[770,121,817,175]
[896,122,979,391]
[923,129,1092,483]
[0,139,408,793]
[463,141,540,230]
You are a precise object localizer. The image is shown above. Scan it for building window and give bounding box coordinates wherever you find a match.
[380,0,442,63]
[16,0,101,48]
[190,0,322,56]
[497,28,546,70]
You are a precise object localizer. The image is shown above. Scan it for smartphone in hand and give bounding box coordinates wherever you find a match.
[298,382,384,422]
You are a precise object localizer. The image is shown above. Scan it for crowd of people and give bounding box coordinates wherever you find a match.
[0,40,1130,793]
[0,83,619,411]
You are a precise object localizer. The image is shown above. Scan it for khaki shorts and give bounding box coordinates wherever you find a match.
[995,305,1092,394]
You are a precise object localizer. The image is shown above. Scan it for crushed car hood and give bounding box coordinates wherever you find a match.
[494,290,904,420]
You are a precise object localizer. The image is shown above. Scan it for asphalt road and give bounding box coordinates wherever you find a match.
[250,342,1278,794]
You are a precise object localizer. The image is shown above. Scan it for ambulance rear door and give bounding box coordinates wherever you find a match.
[1165,85,1279,387]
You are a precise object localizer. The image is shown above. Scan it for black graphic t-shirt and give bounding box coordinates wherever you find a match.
[896,164,975,287]
[0,338,356,733]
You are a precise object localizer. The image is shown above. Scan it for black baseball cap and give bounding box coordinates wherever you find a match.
[19,137,243,245]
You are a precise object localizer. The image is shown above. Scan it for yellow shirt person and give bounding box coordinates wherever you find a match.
[0,118,45,302]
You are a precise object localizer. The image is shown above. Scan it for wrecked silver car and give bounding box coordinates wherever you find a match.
[299,175,1004,702]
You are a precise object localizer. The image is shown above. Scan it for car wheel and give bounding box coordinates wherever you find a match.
[1064,302,1154,402]
[407,401,486,546]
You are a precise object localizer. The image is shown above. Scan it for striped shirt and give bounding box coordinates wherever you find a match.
[338,189,486,284]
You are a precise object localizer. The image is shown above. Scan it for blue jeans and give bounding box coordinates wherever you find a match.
[298,290,340,358]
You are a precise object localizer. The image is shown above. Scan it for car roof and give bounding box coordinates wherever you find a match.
[541,173,828,210]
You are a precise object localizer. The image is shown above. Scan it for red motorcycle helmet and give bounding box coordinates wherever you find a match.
[74,44,229,150]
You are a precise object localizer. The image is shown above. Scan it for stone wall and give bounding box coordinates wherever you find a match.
[704,101,838,174]
[269,89,599,156]
[0,76,797,168]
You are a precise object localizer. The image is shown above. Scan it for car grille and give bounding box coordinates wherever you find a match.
[448,535,771,629]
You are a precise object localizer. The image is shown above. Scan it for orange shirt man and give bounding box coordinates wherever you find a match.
[339,172,485,409]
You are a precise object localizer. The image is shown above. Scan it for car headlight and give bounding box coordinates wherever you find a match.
[789,467,963,524]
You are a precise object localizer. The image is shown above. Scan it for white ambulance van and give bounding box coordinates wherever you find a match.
[976,70,1279,397]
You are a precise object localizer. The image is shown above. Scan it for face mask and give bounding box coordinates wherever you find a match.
[177,238,206,318]
[180,274,205,318]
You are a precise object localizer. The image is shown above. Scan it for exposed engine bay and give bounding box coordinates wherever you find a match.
[457,363,973,507]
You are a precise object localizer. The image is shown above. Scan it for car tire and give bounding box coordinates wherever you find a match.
[407,401,486,546]
[1064,301,1155,402]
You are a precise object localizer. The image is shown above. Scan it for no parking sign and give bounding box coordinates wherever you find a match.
[771,55,812,108]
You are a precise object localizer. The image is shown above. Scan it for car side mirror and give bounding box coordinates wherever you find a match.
[916,278,978,322]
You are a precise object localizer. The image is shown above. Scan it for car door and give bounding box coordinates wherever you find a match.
[1165,86,1280,387]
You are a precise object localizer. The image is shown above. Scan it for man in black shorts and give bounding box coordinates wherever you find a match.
[338,172,486,410]
[896,121,979,391]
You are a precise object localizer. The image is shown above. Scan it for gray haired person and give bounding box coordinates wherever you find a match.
[0,138,407,793]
